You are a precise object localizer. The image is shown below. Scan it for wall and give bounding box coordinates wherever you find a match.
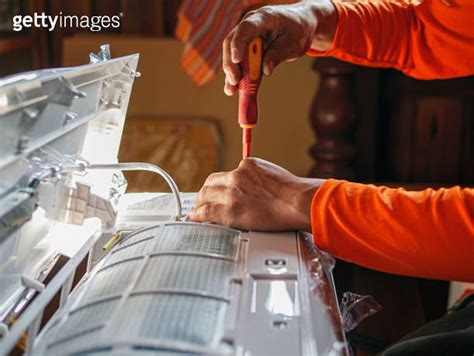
[63,35,319,176]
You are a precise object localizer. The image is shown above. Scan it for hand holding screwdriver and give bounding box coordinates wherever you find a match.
[223,2,337,96]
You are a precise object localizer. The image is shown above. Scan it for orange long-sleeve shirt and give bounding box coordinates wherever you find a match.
[308,0,474,282]
[308,0,474,79]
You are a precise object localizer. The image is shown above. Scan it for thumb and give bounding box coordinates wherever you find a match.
[262,35,296,76]
[263,47,284,76]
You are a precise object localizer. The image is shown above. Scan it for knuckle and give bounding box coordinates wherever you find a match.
[237,19,256,33]
[222,63,234,73]
[202,204,212,218]
[205,172,219,185]
[195,190,204,202]
[223,36,232,47]
[258,6,272,16]
[245,9,257,17]
[259,6,278,24]
[239,159,249,168]
[241,157,257,169]
[206,173,216,181]
[199,186,209,199]
[229,170,242,184]
[228,173,237,185]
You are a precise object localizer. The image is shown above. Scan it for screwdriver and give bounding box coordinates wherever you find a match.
[238,37,263,159]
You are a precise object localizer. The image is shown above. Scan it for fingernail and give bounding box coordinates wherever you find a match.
[263,62,273,76]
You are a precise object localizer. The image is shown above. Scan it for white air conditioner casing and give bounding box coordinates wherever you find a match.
[0,46,348,355]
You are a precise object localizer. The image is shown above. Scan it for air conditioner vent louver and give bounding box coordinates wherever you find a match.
[36,223,240,355]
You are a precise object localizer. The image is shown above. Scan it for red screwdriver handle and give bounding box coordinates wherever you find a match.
[238,37,263,127]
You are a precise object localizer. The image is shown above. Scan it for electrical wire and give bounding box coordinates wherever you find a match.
[87,162,182,219]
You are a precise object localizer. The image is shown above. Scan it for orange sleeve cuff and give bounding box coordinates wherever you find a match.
[306,1,345,58]
[306,1,413,72]
[310,179,341,255]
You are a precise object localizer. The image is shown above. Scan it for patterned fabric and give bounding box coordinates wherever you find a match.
[175,0,293,86]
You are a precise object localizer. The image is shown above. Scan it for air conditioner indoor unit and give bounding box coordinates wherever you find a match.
[0,45,348,356]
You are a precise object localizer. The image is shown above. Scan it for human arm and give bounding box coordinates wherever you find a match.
[223,0,474,95]
[312,180,474,282]
[190,158,474,282]
[308,0,474,79]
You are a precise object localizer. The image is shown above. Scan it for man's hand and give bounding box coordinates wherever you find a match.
[189,158,325,232]
[223,1,337,95]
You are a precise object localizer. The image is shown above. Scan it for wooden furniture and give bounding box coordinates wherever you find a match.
[0,34,32,54]
[1,0,182,70]
[0,0,48,75]
[309,58,357,180]
[310,59,474,185]
[309,57,473,354]
[380,73,474,184]
[46,0,182,65]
